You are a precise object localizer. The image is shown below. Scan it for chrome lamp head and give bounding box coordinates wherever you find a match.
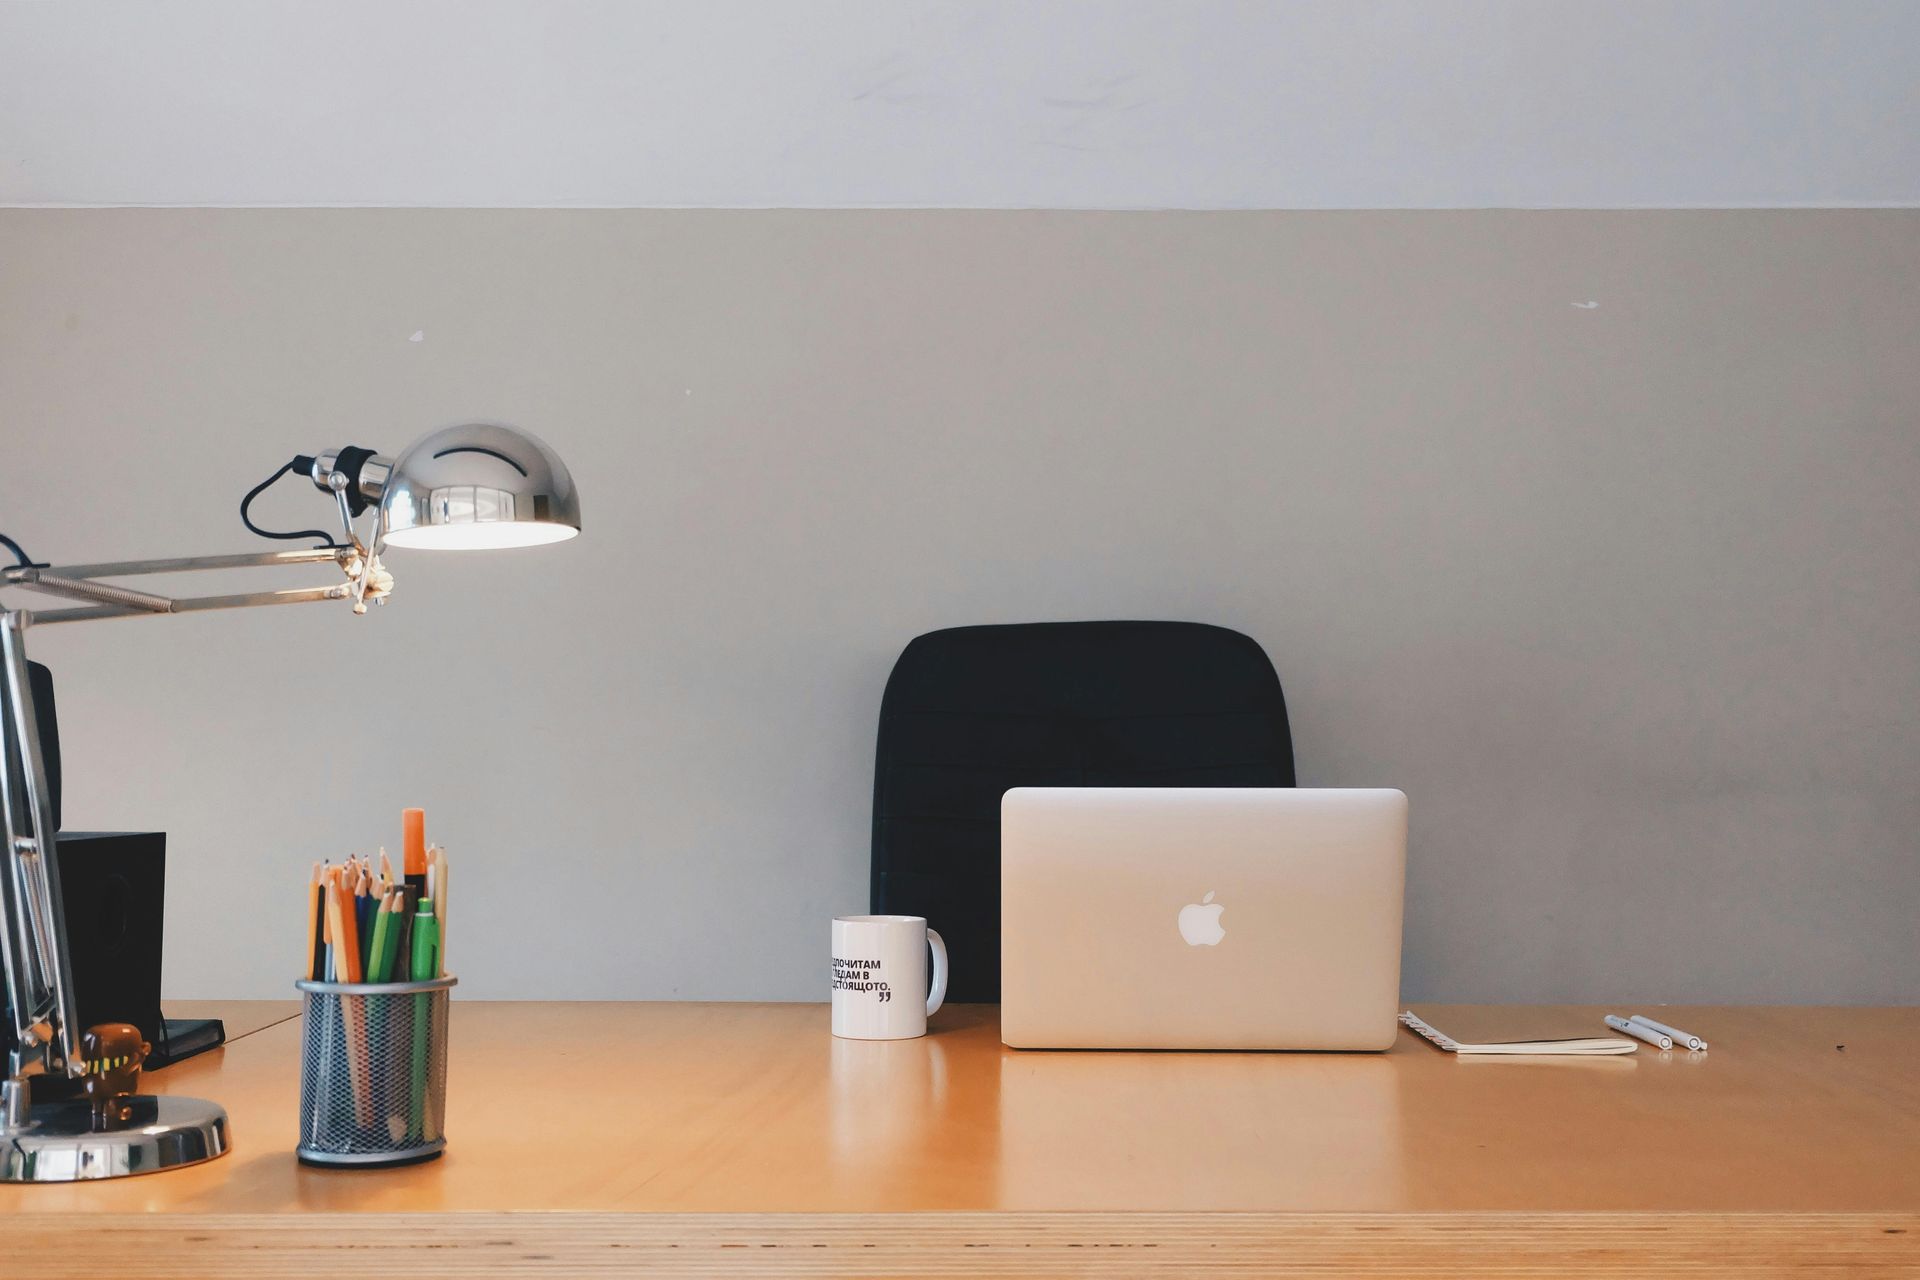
[379,423,581,550]
[304,422,582,554]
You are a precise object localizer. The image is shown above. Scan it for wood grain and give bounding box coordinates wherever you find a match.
[13,1211,1919,1277]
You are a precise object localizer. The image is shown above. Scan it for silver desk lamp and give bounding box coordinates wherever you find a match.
[0,422,579,1182]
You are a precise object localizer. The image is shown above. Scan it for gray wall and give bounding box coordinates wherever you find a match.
[9,2,1920,208]
[2,209,1915,1003]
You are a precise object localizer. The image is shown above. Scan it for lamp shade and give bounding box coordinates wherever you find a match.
[380,423,581,550]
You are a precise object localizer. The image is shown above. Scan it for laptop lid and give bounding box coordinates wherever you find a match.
[1000,787,1407,1051]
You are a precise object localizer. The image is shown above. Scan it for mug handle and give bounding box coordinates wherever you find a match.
[925,928,948,1017]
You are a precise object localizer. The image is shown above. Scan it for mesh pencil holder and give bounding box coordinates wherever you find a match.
[295,976,456,1167]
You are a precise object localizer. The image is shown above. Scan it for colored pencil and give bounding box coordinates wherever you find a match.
[371,890,404,1124]
[432,848,449,977]
[355,874,373,974]
[305,861,323,981]
[323,875,373,1126]
[322,870,335,981]
[337,876,372,1122]
[322,874,352,982]
[384,890,409,1142]
[365,890,395,984]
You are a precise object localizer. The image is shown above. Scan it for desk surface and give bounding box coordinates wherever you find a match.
[162,999,299,1044]
[11,1002,1919,1276]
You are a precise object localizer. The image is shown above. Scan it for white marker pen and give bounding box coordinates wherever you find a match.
[1606,1014,1671,1050]
[1629,1014,1706,1051]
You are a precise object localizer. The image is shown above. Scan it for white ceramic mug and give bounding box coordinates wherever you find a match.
[831,915,949,1040]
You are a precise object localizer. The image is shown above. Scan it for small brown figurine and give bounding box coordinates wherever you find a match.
[80,1023,149,1128]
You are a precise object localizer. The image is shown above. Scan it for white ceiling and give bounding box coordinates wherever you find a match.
[4,0,1916,209]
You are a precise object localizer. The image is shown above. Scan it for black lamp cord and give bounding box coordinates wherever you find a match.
[240,456,341,548]
[3,454,350,568]
[0,532,43,570]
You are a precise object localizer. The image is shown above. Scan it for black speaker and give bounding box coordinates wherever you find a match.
[56,831,166,1051]
[1,832,164,1065]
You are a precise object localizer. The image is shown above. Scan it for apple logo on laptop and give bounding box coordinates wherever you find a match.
[1178,891,1225,947]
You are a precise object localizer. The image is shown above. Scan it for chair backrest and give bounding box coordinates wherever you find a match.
[870,621,1294,1002]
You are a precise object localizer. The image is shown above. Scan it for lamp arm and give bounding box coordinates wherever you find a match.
[0,545,389,1096]
[1,545,392,627]
[16,546,352,579]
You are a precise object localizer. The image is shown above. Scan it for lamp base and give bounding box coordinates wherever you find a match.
[0,1094,228,1182]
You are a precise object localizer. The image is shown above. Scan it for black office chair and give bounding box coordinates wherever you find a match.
[870,621,1295,1002]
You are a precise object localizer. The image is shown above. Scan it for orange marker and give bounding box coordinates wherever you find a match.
[403,809,427,891]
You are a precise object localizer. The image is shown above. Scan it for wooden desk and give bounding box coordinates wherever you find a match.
[8,1003,1917,1276]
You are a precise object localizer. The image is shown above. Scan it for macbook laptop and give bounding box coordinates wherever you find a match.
[1000,787,1407,1051]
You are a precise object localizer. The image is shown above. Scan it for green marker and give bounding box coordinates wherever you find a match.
[366,894,396,984]
[409,898,439,982]
[409,898,439,1140]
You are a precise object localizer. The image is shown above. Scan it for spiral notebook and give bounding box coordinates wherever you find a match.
[1399,1011,1637,1055]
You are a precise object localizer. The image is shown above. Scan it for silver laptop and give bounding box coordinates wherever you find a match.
[1000,787,1407,1051]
